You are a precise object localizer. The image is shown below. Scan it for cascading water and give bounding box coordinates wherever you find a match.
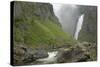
[36,51,58,63]
[74,14,84,40]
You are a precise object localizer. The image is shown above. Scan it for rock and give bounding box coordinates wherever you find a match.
[13,45,49,65]
[78,6,97,43]
[56,46,91,63]
[33,49,48,59]
[76,54,90,62]
[80,42,97,61]
[56,42,97,63]
[56,48,73,63]
[13,45,35,65]
[14,1,61,27]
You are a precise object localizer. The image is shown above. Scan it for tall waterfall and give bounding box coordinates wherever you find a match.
[74,14,84,40]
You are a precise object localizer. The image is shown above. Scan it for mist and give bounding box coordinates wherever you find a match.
[52,4,82,38]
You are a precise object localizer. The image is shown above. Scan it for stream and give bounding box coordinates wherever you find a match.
[36,51,58,63]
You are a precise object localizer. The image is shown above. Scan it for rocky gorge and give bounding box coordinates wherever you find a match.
[11,1,97,66]
[13,42,96,65]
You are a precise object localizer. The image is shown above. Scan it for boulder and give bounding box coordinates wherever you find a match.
[56,46,90,63]
[13,45,35,65]
[33,49,48,59]
[13,45,48,65]
[80,42,97,61]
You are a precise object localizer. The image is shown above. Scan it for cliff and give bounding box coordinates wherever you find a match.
[78,6,97,43]
[13,1,76,50]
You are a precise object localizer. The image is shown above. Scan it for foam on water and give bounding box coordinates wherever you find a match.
[36,51,58,63]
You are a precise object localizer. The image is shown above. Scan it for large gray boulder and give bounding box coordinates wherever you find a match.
[56,46,90,63]
[33,48,48,59]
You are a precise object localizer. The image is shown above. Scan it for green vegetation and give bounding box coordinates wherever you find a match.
[14,16,76,49]
[13,2,76,50]
[12,2,97,65]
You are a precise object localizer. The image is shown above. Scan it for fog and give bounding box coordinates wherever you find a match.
[52,4,83,39]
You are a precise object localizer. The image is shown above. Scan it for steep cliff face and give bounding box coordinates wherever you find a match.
[14,2,61,26]
[78,6,97,43]
[13,1,76,50]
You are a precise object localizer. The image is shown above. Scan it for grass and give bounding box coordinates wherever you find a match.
[14,16,76,50]
[13,2,76,50]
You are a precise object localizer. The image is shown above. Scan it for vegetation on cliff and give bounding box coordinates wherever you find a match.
[12,1,97,66]
[13,1,76,50]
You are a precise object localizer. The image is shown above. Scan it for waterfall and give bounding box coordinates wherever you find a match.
[74,14,84,40]
[52,4,80,36]
[52,4,84,39]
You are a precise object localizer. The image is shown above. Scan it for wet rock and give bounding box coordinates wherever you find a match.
[33,49,48,59]
[13,45,48,65]
[13,45,35,65]
[56,46,90,63]
[80,42,97,61]
[76,54,90,62]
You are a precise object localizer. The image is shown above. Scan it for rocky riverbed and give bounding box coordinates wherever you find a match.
[13,42,96,66]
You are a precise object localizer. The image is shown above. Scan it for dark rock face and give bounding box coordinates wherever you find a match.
[78,6,97,43]
[13,45,34,65]
[56,43,95,63]
[13,45,48,65]
[33,49,48,59]
[56,41,97,63]
[14,1,61,26]
[79,42,97,60]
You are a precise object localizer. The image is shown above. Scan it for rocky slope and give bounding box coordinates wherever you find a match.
[12,1,76,65]
[13,1,76,49]
[78,6,97,43]
[56,42,97,63]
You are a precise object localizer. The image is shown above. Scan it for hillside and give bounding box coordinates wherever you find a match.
[78,6,97,43]
[12,1,97,66]
[13,1,76,51]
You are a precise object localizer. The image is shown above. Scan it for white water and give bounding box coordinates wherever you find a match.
[36,51,58,63]
[74,14,84,40]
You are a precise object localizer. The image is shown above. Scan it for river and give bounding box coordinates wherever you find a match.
[36,51,58,63]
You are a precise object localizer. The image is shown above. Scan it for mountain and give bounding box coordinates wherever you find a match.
[11,1,97,65]
[13,1,76,50]
[78,6,97,43]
